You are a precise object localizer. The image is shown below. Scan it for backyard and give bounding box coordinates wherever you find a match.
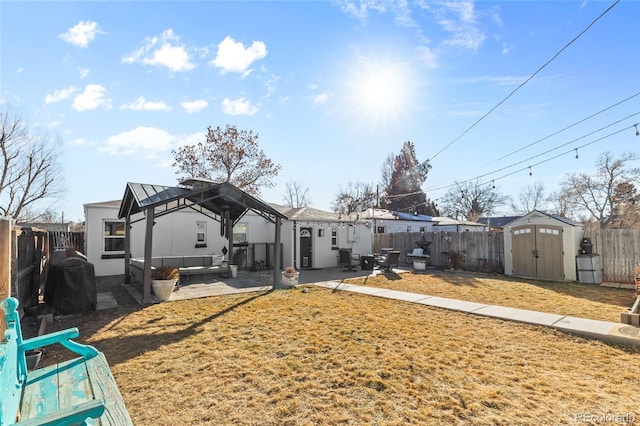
[39,272,638,425]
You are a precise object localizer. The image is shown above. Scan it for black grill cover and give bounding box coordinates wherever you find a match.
[44,252,97,314]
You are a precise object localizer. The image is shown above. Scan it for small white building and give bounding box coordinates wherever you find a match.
[503,210,583,281]
[431,217,488,232]
[84,189,372,276]
[359,208,435,234]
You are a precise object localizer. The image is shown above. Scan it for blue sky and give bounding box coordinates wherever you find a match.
[2,0,639,222]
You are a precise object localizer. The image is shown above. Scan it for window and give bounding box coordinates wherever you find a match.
[233,222,248,243]
[104,221,125,252]
[196,221,207,247]
[331,227,338,247]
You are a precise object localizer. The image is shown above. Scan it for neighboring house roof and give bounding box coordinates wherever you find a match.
[84,200,122,209]
[269,204,342,222]
[359,208,434,222]
[477,216,521,228]
[118,181,287,223]
[432,217,486,227]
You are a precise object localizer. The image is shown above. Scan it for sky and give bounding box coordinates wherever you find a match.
[1,0,639,222]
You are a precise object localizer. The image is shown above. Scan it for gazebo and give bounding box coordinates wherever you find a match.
[117,178,288,304]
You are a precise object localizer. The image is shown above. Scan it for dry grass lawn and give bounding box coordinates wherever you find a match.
[42,275,639,425]
[346,271,636,322]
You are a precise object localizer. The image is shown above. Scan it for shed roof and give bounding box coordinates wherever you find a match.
[117,181,287,223]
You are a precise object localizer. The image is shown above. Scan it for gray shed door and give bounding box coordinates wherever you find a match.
[512,225,563,280]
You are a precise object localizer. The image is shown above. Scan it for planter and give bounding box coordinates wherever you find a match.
[152,279,177,301]
[25,350,42,370]
[280,272,299,288]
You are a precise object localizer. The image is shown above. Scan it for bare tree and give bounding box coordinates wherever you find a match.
[546,190,576,219]
[282,180,312,208]
[0,109,64,220]
[558,151,639,229]
[511,182,547,215]
[172,124,281,196]
[331,181,376,215]
[441,180,508,221]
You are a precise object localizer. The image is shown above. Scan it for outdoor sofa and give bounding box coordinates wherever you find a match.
[129,254,230,282]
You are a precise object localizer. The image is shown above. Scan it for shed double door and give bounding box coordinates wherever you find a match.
[512,225,563,280]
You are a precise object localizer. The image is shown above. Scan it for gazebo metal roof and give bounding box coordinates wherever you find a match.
[118,180,287,224]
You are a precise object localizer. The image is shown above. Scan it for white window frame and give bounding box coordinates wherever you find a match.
[233,222,248,244]
[196,221,207,247]
[103,220,125,253]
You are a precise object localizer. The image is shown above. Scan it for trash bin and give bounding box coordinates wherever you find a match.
[230,264,238,278]
[360,255,375,270]
[580,238,593,254]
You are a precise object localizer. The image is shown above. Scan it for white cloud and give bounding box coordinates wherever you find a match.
[78,67,90,78]
[72,84,111,111]
[438,2,486,51]
[337,0,387,20]
[100,126,176,157]
[120,96,171,112]
[221,97,258,116]
[180,99,208,114]
[211,36,267,75]
[122,29,195,72]
[45,86,77,104]
[59,21,101,48]
[66,138,90,146]
[415,46,438,69]
[312,92,333,104]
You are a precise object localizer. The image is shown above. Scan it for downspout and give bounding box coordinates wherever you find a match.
[293,220,297,269]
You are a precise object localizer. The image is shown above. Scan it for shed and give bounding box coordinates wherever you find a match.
[503,210,582,281]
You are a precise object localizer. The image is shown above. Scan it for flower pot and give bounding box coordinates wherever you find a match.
[25,349,42,370]
[152,279,177,301]
[280,272,299,288]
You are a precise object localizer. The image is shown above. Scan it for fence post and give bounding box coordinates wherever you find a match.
[0,218,12,337]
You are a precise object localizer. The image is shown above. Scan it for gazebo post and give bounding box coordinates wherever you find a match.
[273,217,281,290]
[124,214,131,284]
[142,207,154,304]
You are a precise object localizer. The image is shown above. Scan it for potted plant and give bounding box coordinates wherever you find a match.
[280,266,299,288]
[151,266,179,301]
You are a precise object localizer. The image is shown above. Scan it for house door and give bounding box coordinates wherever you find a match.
[300,227,312,268]
[511,225,563,280]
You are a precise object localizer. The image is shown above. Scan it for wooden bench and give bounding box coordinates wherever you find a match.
[0,297,132,425]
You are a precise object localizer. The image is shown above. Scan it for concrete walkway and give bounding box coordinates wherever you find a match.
[313,281,640,347]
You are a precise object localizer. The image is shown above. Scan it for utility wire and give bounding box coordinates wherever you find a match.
[482,92,640,167]
[426,123,637,193]
[428,0,621,162]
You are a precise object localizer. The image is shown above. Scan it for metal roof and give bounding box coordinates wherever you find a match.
[118,181,287,223]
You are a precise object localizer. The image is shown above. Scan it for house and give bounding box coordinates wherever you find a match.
[431,217,488,232]
[503,210,583,281]
[358,208,435,234]
[84,183,372,277]
[477,216,521,231]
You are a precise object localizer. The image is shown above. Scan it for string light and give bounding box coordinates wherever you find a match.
[529,166,532,176]
[575,149,579,159]
[492,180,495,189]
[635,124,639,136]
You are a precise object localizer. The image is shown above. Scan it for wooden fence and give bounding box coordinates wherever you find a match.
[583,228,640,283]
[0,218,11,337]
[375,228,640,283]
[374,231,505,273]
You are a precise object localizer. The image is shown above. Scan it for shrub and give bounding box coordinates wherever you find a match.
[152,266,179,280]
[284,266,296,274]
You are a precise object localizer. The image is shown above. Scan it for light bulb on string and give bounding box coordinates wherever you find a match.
[635,124,639,136]
[575,149,579,159]
[529,166,532,177]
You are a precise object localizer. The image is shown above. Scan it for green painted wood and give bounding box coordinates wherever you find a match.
[1,297,131,426]
[85,354,133,425]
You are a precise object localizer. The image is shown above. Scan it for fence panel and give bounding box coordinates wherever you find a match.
[374,231,504,272]
[583,228,640,283]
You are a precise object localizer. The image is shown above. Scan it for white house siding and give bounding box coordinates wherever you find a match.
[86,202,373,276]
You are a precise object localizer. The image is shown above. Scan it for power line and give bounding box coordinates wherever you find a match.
[481,92,640,167]
[427,123,637,193]
[428,0,622,162]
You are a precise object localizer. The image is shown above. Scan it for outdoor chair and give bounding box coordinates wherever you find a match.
[338,248,359,272]
[379,251,401,272]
